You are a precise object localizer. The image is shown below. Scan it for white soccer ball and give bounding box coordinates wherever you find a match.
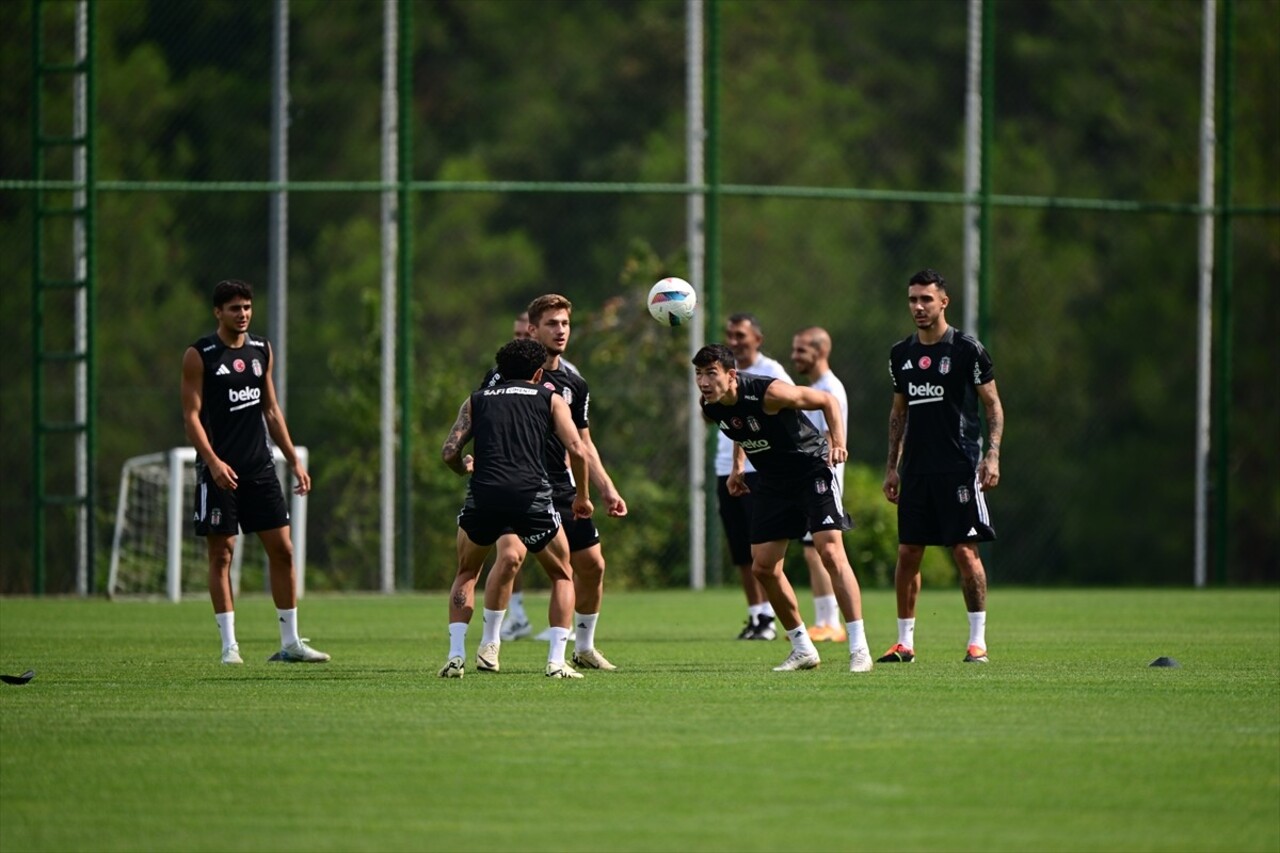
[647,277,697,327]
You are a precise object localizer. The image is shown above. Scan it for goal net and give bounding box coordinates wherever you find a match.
[107,446,309,601]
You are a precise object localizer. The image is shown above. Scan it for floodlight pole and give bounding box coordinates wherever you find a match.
[379,0,399,593]
[268,0,289,409]
[962,0,982,335]
[1194,0,1218,588]
[686,0,707,590]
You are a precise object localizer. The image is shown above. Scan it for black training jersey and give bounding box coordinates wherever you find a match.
[192,333,274,476]
[481,362,589,500]
[888,326,995,474]
[468,381,557,511]
[701,374,829,480]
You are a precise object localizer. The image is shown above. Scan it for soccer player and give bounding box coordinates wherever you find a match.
[790,326,851,643]
[880,268,1004,664]
[481,294,628,672]
[439,337,593,679]
[181,279,329,665]
[499,309,579,642]
[695,343,874,673]
[716,313,793,640]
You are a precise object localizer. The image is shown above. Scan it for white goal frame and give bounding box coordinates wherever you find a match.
[107,446,308,602]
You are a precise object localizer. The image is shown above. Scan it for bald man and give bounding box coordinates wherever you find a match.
[790,327,855,642]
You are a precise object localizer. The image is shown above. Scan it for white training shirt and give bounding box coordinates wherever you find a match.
[804,369,848,490]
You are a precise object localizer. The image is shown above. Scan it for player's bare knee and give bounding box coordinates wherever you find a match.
[208,539,235,571]
[575,558,605,585]
[898,544,925,563]
[952,544,984,574]
[750,561,782,582]
[816,544,846,572]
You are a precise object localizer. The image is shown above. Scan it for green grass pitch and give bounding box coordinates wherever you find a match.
[1,588,1277,852]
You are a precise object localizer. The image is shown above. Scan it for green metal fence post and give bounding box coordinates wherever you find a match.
[397,0,414,590]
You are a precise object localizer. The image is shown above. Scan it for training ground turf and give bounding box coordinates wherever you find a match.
[1,588,1277,852]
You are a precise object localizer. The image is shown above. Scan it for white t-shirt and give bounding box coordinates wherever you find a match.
[804,369,848,490]
[714,353,793,476]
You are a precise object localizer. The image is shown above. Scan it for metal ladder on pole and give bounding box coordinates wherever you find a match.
[31,0,96,595]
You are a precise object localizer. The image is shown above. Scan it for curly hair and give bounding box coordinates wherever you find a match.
[495,337,548,380]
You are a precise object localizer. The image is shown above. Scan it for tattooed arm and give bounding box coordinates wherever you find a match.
[882,393,908,504]
[977,380,1003,490]
[441,398,474,476]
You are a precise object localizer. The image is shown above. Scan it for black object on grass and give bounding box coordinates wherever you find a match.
[1149,657,1180,668]
[0,670,36,685]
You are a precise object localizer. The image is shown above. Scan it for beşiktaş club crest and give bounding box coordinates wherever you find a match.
[211,508,222,525]
[561,387,573,405]
[251,359,263,377]
[939,356,951,375]
[746,417,761,432]
[956,485,971,505]
[814,478,828,495]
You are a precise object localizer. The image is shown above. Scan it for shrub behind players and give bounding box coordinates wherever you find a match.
[881,268,1005,664]
[695,343,874,673]
[181,279,329,665]
[439,337,593,679]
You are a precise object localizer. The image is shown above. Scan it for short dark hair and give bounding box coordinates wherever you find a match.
[213,279,254,307]
[692,343,735,371]
[908,268,947,293]
[495,338,547,380]
[726,312,762,333]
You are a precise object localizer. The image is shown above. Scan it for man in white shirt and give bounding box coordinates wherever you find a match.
[717,313,792,639]
[791,326,852,643]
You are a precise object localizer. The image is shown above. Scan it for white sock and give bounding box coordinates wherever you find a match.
[277,608,300,648]
[508,592,527,621]
[748,602,768,620]
[898,617,916,649]
[845,619,867,653]
[814,594,837,627]
[215,611,237,649]
[545,626,571,665]
[788,623,818,656]
[968,611,987,649]
[574,611,599,651]
[481,609,506,645]
[761,601,777,618]
[448,622,468,660]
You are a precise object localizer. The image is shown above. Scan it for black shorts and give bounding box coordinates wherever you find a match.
[750,468,852,545]
[897,469,996,546]
[458,495,562,554]
[553,494,600,553]
[194,467,289,536]
[717,473,760,566]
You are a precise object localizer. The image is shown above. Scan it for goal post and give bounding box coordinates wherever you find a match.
[108,446,308,602]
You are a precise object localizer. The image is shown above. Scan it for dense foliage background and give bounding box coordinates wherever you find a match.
[1,0,1276,593]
